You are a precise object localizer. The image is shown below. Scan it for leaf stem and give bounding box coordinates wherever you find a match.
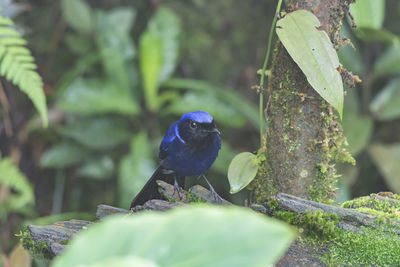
[259,0,283,147]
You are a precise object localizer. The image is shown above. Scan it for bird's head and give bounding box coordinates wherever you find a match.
[177,111,220,143]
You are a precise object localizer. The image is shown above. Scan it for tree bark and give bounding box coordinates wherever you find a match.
[253,0,355,203]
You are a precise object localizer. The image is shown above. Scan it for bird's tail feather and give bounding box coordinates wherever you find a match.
[129,166,184,209]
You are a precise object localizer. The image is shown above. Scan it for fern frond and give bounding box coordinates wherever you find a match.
[0,13,47,126]
[0,155,35,219]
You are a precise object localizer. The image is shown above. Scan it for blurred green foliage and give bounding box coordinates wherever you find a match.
[0,0,400,263]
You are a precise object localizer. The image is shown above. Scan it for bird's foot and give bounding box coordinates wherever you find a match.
[210,189,223,205]
[173,178,184,200]
[201,175,223,205]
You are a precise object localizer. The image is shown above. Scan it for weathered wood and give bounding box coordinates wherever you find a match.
[21,182,231,259]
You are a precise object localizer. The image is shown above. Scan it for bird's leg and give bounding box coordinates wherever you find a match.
[173,174,184,200]
[201,175,222,204]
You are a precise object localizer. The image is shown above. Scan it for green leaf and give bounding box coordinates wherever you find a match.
[0,15,47,126]
[369,78,400,120]
[148,7,182,83]
[0,155,34,219]
[57,78,138,115]
[61,0,93,34]
[95,9,136,94]
[355,28,400,44]
[52,206,296,267]
[140,30,162,112]
[349,0,385,30]
[40,142,90,169]
[60,118,130,150]
[163,78,259,128]
[118,133,156,207]
[368,143,400,193]
[166,92,246,127]
[77,156,114,180]
[374,45,400,77]
[85,256,159,267]
[228,152,259,194]
[276,10,343,118]
[342,90,373,156]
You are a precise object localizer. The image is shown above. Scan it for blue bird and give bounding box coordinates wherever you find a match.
[130,111,221,208]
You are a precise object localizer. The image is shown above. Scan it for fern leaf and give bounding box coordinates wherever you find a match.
[0,13,47,126]
[0,155,35,219]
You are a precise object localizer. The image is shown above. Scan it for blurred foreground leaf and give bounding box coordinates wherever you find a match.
[60,118,130,150]
[368,143,400,193]
[370,78,400,120]
[118,133,156,207]
[276,10,343,118]
[228,152,258,194]
[52,206,296,267]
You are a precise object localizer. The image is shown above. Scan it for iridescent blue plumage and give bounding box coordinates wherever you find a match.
[130,111,221,207]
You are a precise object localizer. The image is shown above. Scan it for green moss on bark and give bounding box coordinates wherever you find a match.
[269,200,400,266]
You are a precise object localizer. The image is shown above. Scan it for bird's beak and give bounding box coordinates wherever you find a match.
[205,128,221,135]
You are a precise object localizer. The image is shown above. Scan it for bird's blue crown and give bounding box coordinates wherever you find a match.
[180,111,213,123]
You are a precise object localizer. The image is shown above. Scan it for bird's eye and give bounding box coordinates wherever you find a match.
[190,121,197,129]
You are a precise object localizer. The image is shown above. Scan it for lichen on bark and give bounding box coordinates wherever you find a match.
[252,0,356,203]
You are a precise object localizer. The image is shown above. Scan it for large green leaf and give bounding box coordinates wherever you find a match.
[369,78,400,120]
[228,152,259,194]
[95,8,136,94]
[374,45,400,78]
[276,10,343,118]
[140,30,162,112]
[61,0,93,34]
[349,0,385,30]
[60,118,130,150]
[368,143,400,193]
[163,78,258,128]
[57,78,138,115]
[166,92,246,127]
[148,7,182,83]
[52,206,296,267]
[118,133,156,207]
[40,142,90,169]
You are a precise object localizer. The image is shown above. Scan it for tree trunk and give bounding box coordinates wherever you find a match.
[253,0,355,203]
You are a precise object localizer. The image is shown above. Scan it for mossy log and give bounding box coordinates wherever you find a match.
[271,192,400,266]
[21,186,400,265]
[20,181,230,259]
